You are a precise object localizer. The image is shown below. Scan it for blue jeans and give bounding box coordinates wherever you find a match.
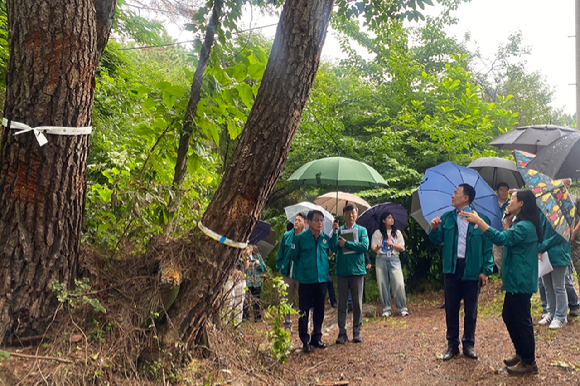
[375,253,407,314]
[541,265,580,310]
[542,265,568,322]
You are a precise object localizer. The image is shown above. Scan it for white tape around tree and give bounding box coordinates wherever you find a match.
[198,221,248,249]
[2,118,92,147]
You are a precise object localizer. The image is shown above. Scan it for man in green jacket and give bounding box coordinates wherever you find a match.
[429,183,493,361]
[330,204,369,344]
[291,210,331,353]
[276,212,307,327]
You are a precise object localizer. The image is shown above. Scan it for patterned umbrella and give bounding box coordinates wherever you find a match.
[513,150,576,241]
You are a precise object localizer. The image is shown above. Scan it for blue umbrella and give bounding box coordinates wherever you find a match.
[357,203,409,238]
[418,162,502,230]
[248,221,271,245]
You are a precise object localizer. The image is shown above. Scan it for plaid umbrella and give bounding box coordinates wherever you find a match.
[513,150,576,241]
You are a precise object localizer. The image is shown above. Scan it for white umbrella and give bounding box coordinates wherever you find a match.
[314,191,371,215]
[284,202,335,236]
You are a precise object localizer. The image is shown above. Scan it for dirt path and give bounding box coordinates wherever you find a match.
[264,280,580,386]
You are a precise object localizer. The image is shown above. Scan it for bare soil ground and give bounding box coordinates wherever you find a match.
[250,279,580,386]
[2,279,580,385]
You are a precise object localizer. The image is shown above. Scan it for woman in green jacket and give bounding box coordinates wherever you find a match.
[461,190,543,376]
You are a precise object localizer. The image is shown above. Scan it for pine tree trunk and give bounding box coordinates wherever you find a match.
[159,0,334,349]
[0,0,115,343]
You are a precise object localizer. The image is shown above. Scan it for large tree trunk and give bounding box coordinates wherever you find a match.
[165,0,223,235]
[0,0,115,343]
[159,0,335,349]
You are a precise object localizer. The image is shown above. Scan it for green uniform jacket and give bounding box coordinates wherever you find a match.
[429,209,494,280]
[290,229,330,284]
[484,220,539,294]
[499,201,509,216]
[538,211,571,267]
[330,224,369,276]
[276,230,298,279]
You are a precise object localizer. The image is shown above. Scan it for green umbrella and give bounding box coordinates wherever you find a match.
[288,157,388,188]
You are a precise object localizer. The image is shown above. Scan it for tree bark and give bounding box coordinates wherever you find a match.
[159,0,335,349]
[0,0,115,343]
[166,0,223,234]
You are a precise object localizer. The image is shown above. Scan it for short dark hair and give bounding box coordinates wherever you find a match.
[343,204,359,214]
[459,183,475,204]
[295,212,307,220]
[307,210,324,221]
[496,182,509,190]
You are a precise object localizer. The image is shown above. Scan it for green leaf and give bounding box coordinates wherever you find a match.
[237,83,254,108]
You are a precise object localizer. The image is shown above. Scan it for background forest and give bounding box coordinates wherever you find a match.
[0,0,572,288]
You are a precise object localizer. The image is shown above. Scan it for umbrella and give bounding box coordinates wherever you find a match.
[314,191,371,215]
[526,131,580,180]
[256,230,276,257]
[288,156,388,188]
[489,124,576,154]
[284,202,335,236]
[418,162,502,230]
[467,157,525,190]
[410,190,430,233]
[514,150,576,241]
[357,202,409,238]
[248,220,271,245]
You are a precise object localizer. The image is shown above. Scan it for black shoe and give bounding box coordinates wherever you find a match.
[335,334,348,344]
[311,340,327,349]
[463,346,478,359]
[443,347,459,361]
[352,334,362,343]
[331,302,337,308]
[302,343,312,353]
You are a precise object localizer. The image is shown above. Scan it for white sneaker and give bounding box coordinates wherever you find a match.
[401,311,409,316]
[549,319,565,329]
[382,311,391,317]
[538,313,553,326]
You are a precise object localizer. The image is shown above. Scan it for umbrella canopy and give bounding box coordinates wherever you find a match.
[357,202,409,238]
[526,131,580,180]
[410,190,431,233]
[514,150,576,241]
[489,124,576,154]
[314,191,371,215]
[418,162,502,230]
[467,157,525,190]
[256,230,276,257]
[284,202,335,236]
[288,156,388,188]
[248,220,271,245]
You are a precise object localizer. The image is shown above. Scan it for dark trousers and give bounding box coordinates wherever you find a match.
[327,275,336,306]
[243,286,261,321]
[444,259,480,349]
[298,282,327,345]
[503,292,535,365]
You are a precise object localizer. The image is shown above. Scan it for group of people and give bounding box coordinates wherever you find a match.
[228,178,578,376]
[430,179,580,376]
[275,204,409,353]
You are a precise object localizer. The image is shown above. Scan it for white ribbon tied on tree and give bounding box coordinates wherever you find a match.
[2,118,92,147]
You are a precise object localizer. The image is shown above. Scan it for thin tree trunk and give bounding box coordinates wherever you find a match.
[159,0,335,350]
[166,0,223,234]
[0,0,115,344]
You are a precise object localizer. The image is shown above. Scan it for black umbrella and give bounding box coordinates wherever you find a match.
[467,157,525,190]
[489,125,576,154]
[249,221,271,245]
[357,202,408,238]
[527,132,580,180]
[410,190,430,233]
